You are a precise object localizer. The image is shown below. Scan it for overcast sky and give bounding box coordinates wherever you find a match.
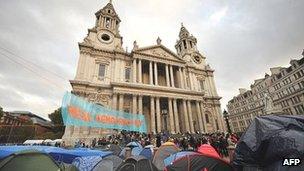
[0,0,303,119]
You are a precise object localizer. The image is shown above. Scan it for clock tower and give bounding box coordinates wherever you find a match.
[175,23,206,68]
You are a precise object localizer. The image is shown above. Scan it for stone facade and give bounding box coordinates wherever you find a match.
[62,1,225,144]
[227,52,304,133]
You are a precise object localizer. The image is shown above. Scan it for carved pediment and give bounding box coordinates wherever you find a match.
[134,45,184,63]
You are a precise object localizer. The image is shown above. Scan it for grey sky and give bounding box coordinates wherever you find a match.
[0,0,303,119]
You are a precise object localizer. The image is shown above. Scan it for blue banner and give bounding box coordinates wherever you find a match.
[61,92,147,133]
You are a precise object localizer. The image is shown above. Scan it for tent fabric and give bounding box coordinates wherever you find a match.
[116,155,158,171]
[92,155,123,171]
[164,151,198,167]
[139,147,153,160]
[233,115,304,169]
[153,143,180,170]
[165,153,233,171]
[126,141,142,148]
[162,142,175,146]
[119,142,143,158]
[0,150,61,171]
[119,147,142,157]
[197,144,221,159]
[72,156,102,171]
[108,144,122,156]
[0,146,112,164]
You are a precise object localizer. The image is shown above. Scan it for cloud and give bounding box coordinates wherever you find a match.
[209,6,228,25]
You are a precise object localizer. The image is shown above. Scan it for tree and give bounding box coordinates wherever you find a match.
[48,107,64,134]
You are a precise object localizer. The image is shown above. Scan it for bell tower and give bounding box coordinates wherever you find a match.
[91,0,123,51]
[175,23,206,67]
[95,0,120,36]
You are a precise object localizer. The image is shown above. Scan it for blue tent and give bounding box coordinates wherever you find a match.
[0,146,112,164]
[164,151,198,167]
[72,155,103,171]
[139,147,153,160]
[126,141,142,148]
[119,141,143,158]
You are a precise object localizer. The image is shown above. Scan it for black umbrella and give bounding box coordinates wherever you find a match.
[233,114,304,170]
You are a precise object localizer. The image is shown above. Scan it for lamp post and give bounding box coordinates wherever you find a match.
[223,109,232,134]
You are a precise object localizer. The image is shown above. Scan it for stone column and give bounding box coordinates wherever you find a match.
[196,101,204,133]
[189,73,194,90]
[154,62,158,86]
[138,59,142,83]
[149,61,153,85]
[200,102,207,133]
[165,64,170,87]
[150,97,156,133]
[132,59,137,83]
[170,65,175,87]
[173,99,180,133]
[182,100,190,132]
[168,98,175,133]
[187,100,194,133]
[183,68,188,89]
[138,95,143,114]
[178,67,184,89]
[112,93,118,110]
[156,97,161,132]
[118,94,124,112]
[132,95,137,114]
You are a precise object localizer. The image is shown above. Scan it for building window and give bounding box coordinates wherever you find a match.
[205,114,210,123]
[125,67,131,82]
[183,40,187,49]
[105,18,110,28]
[199,80,205,91]
[98,64,106,80]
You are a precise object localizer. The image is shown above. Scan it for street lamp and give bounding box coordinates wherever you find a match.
[223,109,232,134]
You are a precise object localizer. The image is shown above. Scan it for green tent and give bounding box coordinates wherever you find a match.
[0,150,62,171]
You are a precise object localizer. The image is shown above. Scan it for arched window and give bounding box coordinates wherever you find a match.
[183,40,187,49]
[205,113,210,123]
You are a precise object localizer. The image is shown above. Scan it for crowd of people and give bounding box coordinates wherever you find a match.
[74,131,240,158]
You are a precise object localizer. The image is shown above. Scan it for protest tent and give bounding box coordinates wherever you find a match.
[126,141,143,148]
[92,155,123,171]
[120,141,143,158]
[0,150,61,171]
[233,115,304,170]
[0,145,112,164]
[165,153,233,171]
[107,144,122,156]
[23,139,44,145]
[139,147,153,160]
[152,142,180,170]
[116,155,158,171]
[197,144,221,159]
[164,151,198,167]
[72,155,102,171]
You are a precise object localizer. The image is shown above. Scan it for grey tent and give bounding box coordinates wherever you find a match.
[116,155,158,171]
[233,114,304,170]
[0,150,62,171]
[108,144,122,156]
[92,155,123,171]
